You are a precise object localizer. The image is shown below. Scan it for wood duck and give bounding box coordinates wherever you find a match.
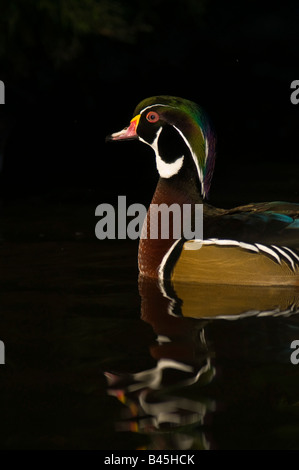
[107,96,299,286]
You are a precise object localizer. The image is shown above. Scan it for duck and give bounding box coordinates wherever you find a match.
[106,96,299,286]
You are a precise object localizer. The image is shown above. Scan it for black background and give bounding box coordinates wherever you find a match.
[0,0,298,207]
[0,0,299,452]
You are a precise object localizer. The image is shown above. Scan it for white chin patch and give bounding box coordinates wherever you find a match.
[140,127,185,179]
[155,154,184,178]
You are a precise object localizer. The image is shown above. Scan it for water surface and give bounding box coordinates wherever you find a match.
[1,195,299,450]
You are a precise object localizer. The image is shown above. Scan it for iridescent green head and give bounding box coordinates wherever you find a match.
[108,95,216,198]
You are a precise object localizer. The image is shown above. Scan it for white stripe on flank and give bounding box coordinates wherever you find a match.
[158,238,182,281]
[184,239,259,252]
[283,246,299,262]
[255,243,282,264]
[210,239,242,246]
[271,245,296,271]
[183,239,297,269]
[239,241,260,252]
[183,237,299,270]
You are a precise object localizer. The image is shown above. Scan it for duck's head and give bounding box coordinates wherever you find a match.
[107,96,216,198]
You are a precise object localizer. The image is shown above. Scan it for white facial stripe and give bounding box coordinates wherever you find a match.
[150,126,162,152]
[205,139,209,159]
[173,125,205,197]
[139,107,206,187]
[143,127,185,179]
[139,126,162,151]
[139,103,172,115]
[156,154,184,178]
[138,103,207,195]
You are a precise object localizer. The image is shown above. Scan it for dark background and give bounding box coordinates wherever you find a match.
[0,0,299,451]
[0,0,298,208]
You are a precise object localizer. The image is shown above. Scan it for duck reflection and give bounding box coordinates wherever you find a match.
[105,277,299,449]
[106,276,217,449]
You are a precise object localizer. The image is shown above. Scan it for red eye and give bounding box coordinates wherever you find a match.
[146,111,159,123]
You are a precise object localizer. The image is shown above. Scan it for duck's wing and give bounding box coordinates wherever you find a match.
[204,201,299,251]
[226,201,299,218]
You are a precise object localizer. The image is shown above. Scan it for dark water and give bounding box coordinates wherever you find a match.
[1,195,299,450]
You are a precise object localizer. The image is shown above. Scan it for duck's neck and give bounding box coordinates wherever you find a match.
[138,173,203,278]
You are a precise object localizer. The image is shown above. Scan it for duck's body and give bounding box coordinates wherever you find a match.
[171,201,299,286]
[107,96,299,286]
